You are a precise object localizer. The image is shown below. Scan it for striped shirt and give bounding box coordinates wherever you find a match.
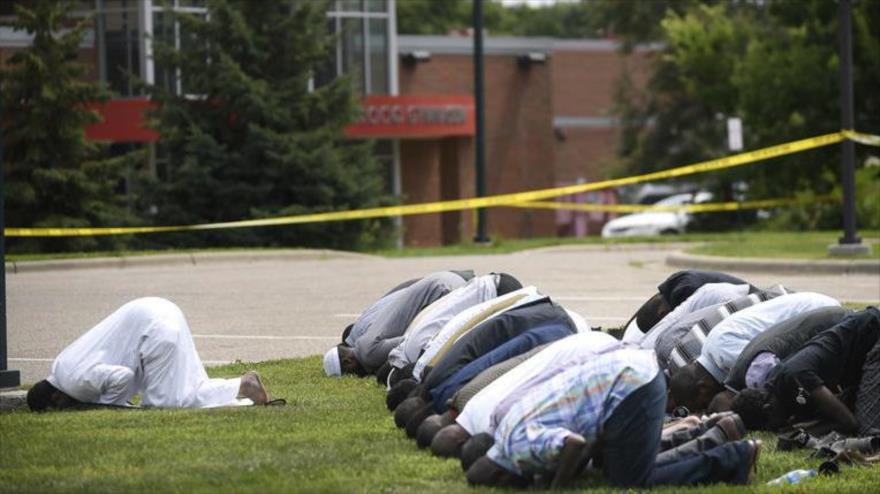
[487,348,659,477]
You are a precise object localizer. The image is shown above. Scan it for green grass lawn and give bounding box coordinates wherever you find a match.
[687,232,880,260]
[2,356,879,493]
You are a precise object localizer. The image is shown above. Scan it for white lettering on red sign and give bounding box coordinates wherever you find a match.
[359,105,467,126]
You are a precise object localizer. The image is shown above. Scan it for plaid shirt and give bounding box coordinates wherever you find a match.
[487,348,659,477]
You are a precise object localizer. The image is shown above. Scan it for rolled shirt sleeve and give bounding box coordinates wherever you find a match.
[488,424,574,476]
[82,364,137,405]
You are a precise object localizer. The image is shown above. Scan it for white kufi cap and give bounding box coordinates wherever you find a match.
[323,347,342,377]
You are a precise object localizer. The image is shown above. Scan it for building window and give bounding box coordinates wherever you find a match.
[150,0,207,97]
[325,0,391,95]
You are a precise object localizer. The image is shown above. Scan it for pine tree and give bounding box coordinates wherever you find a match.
[148,0,389,249]
[1,0,131,253]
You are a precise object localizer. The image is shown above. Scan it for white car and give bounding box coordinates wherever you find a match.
[601,191,712,238]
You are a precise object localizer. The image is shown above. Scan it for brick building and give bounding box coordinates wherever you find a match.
[1,1,654,247]
[384,36,655,245]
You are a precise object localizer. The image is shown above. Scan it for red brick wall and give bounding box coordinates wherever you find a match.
[400,53,557,245]
[551,49,655,185]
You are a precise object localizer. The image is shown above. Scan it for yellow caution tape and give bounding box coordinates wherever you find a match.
[5,130,876,237]
[842,130,880,147]
[516,195,836,214]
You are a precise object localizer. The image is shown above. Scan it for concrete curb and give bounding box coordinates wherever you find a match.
[6,249,378,274]
[0,390,28,411]
[667,251,880,275]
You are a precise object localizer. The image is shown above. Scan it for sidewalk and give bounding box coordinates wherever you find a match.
[5,249,375,274]
[667,251,880,275]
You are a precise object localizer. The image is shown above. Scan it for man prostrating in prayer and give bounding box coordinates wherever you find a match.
[27,297,272,411]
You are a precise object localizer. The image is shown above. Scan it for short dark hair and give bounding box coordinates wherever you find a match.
[405,403,435,439]
[394,396,426,429]
[386,378,418,411]
[635,293,670,333]
[416,414,445,449]
[375,362,393,386]
[731,388,772,430]
[461,433,495,472]
[431,424,470,458]
[389,363,415,388]
[27,380,58,412]
[668,364,700,410]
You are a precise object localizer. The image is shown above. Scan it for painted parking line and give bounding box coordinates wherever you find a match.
[335,313,629,321]
[192,334,338,341]
[10,357,236,365]
[554,296,646,302]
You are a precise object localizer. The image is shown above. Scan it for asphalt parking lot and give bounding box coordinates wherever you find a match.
[6,244,880,385]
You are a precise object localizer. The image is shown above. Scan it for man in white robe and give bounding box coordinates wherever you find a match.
[27,297,269,411]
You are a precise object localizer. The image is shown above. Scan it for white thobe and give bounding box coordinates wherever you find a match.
[412,286,544,382]
[635,283,751,349]
[455,330,619,435]
[697,292,841,383]
[47,297,248,408]
[387,274,498,369]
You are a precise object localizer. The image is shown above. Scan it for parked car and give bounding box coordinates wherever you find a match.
[601,191,713,238]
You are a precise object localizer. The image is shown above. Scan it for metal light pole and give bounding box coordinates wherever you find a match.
[830,0,869,255]
[0,95,22,388]
[472,0,489,244]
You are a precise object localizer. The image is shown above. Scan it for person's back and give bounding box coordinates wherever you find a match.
[347,271,472,374]
[32,297,265,411]
[387,273,518,370]
[412,286,544,381]
[698,292,841,384]
[457,331,618,435]
[487,348,659,478]
[48,297,183,406]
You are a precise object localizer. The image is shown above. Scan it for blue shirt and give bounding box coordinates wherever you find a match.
[428,323,574,413]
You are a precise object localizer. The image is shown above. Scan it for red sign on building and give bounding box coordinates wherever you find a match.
[345,95,475,139]
[85,98,159,143]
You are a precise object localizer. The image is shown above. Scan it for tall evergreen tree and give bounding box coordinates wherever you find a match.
[1,0,131,252]
[147,0,389,249]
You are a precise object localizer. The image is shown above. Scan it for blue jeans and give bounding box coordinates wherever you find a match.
[601,372,752,487]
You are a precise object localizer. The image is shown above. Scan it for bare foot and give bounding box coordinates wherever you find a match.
[239,371,270,405]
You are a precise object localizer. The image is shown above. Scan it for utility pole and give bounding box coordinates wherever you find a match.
[472,0,489,244]
[829,0,869,255]
[0,96,22,388]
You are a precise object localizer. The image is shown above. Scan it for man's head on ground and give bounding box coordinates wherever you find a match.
[668,362,723,413]
[386,378,418,411]
[389,363,415,388]
[730,388,788,431]
[494,273,523,295]
[416,412,454,448]
[323,344,366,377]
[27,380,80,412]
[394,396,427,429]
[461,432,496,471]
[466,455,529,488]
[635,293,671,333]
[375,362,393,386]
[708,390,736,413]
[432,423,472,458]
[405,403,436,438]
